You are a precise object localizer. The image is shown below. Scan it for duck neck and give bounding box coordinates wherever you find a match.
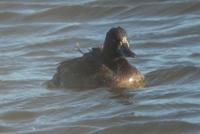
[102,52,123,72]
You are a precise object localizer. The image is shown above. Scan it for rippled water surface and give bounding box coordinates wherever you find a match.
[0,0,200,134]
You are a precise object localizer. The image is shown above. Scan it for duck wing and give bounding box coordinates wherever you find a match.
[50,48,114,89]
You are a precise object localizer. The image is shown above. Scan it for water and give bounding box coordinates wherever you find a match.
[0,0,200,133]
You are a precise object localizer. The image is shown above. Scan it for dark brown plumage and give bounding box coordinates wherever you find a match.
[48,27,145,89]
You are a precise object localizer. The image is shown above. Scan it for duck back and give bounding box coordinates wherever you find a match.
[48,48,114,89]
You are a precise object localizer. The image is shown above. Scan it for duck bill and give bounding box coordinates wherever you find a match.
[118,46,136,58]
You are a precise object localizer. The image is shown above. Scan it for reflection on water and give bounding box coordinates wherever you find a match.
[0,0,200,134]
[109,89,137,105]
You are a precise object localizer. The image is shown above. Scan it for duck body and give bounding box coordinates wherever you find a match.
[51,48,113,89]
[49,27,145,89]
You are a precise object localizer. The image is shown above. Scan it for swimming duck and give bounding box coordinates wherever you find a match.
[48,27,145,89]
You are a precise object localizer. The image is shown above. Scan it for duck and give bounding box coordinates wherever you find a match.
[48,27,145,89]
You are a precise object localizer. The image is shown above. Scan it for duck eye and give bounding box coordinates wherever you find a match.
[111,39,117,43]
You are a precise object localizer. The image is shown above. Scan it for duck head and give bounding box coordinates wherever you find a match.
[103,27,135,60]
